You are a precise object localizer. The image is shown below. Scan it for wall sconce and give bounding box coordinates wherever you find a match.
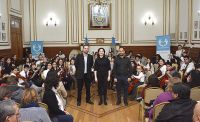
[44,13,59,27]
[142,12,157,26]
[0,13,2,19]
[198,10,200,16]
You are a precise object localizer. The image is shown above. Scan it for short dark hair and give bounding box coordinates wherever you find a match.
[83,43,89,48]
[147,74,160,87]
[166,61,172,66]
[189,70,200,82]
[24,64,29,68]
[172,83,191,99]
[183,55,189,59]
[171,71,181,78]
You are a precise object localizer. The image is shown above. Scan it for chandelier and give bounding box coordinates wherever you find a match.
[88,0,111,6]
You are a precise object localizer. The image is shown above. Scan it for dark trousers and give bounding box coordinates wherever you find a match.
[77,73,91,102]
[130,82,144,99]
[116,76,129,103]
[51,115,73,122]
[97,74,107,96]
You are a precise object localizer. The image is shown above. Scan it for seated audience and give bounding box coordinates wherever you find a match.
[156,83,197,122]
[0,99,20,122]
[148,76,181,120]
[19,88,51,122]
[43,70,73,122]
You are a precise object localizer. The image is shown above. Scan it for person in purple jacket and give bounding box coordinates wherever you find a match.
[148,76,181,121]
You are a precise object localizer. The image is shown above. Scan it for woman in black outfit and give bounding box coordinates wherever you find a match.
[43,70,73,122]
[94,48,111,105]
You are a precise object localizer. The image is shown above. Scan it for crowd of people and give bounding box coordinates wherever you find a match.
[0,44,200,122]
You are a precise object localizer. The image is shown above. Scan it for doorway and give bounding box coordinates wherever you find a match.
[10,15,23,59]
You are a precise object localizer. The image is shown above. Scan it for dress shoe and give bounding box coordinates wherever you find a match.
[116,101,121,105]
[86,100,94,104]
[77,102,81,106]
[98,101,102,105]
[124,102,128,106]
[104,101,107,105]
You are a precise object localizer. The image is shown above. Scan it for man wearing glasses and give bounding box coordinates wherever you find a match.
[0,99,20,122]
[180,55,195,82]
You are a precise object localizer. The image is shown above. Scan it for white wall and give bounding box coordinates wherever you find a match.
[192,0,200,41]
[169,0,176,41]
[0,0,10,49]
[23,0,31,44]
[10,0,22,13]
[134,0,164,41]
[179,0,189,41]
[35,0,66,43]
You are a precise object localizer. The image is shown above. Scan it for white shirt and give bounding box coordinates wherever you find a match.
[42,69,49,79]
[144,63,154,74]
[52,87,65,111]
[176,49,185,58]
[84,54,88,74]
[132,72,145,83]
[18,70,29,87]
[36,60,42,67]
[10,73,16,77]
[59,54,65,59]
[159,65,167,77]
[69,65,76,75]
[180,62,195,74]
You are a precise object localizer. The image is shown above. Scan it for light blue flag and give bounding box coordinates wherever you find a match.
[85,34,89,44]
[31,41,43,57]
[156,35,170,51]
[112,36,116,46]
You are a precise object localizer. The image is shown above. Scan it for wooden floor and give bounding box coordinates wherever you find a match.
[66,84,142,122]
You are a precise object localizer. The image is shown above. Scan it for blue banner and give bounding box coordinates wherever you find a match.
[31,41,43,56]
[156,35,171,61]
[156,35,170,51]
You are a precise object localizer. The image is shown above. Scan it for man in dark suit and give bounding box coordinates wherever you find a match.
[113,47,132,106]
[75,44,94,106]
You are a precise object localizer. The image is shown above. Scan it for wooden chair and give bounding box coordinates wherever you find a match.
[38,102,48,112]
[138,87,164,122]
[136,84,145,98]
[152,102,169,122]
[190,86,200,101]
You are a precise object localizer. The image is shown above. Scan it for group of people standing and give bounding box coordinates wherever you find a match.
[75,44,133,106]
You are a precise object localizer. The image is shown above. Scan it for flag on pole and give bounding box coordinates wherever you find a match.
[112,36,116,46]
[85,34,89,44]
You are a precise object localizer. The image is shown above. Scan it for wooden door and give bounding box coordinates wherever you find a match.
[10,16,23,58]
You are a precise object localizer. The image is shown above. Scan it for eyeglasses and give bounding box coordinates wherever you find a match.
[8,112,20,118]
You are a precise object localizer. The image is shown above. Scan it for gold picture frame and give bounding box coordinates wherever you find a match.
[88,4,112,30]
[96,38,104,44]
